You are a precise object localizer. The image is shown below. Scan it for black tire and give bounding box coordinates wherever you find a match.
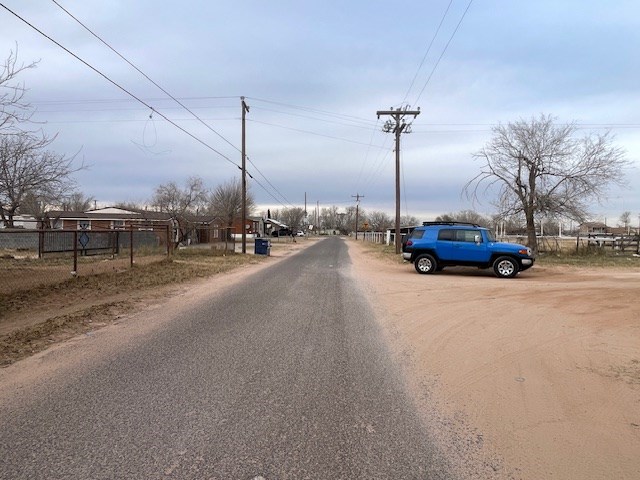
[414,254,437,274]
[493,256,519,278]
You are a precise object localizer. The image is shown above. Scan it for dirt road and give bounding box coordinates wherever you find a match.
[348,240,640,479]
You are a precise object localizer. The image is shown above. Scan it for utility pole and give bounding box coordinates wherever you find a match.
[352,193,364,240]
[241,96,250,254]
[376,106,420,254]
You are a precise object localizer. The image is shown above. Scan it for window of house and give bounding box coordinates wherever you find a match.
[78,220,90,230]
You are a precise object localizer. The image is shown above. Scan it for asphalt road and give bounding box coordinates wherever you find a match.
[0,237,452,479]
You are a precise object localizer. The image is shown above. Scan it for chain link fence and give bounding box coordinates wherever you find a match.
[0,225,171,295]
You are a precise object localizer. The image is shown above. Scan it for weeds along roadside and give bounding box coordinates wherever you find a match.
[0,250,266,366]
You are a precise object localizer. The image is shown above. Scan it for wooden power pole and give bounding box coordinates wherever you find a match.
[352,193,364,240]
[376,106,420,254]
[241,97,249,254]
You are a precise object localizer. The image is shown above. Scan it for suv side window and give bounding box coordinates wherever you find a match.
[457,229,481,243]
[411,229,425,240]
[437,229,454,241]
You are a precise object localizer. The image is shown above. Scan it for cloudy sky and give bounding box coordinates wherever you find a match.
[2,1,639,224]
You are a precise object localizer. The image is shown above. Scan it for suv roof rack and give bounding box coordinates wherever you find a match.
[421,221,482,227]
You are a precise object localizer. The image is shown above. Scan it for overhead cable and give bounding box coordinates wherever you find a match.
[412,0,474,106]
[402,0,454,104]
[248,119,389,148]
[0,2,241,170]
[247,157,295,208]
[49,0,243,155]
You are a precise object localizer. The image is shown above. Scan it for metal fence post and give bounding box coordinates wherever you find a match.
[130,225,134,267]
[166,223,171,256]
[73,230,78,275]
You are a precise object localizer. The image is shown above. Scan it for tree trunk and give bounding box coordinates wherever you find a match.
[2,208,16,228]
[525,209,538,254]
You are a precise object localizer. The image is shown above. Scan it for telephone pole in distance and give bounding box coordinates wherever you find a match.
[376,106,420,254]
[351,193,364,240]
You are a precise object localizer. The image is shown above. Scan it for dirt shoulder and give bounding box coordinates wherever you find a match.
[0,238,315,366]
[348,240,640,480]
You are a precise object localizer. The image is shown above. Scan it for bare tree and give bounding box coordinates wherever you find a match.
[1,46,38,132]
[152,176,207,246]
[619,211,631,231]
[279,207,306,235]
[337,206,358,235]
[20,191,94,228]
[63,191,96,211]
[465,114,628,253]
[367,210,393,232]
[491,212,526,236]
[209,177,255,228]
[320,206,339,231]
[435,209,491,227]
[0,132,81,227]
[115,201,145,211]
[153,176,206,214]
[400,214,419,227]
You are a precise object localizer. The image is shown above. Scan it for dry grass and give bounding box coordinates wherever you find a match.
[0,249,266,366]
[537,249,640,267]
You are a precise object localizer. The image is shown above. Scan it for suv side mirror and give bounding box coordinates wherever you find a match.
[474,234,482,244]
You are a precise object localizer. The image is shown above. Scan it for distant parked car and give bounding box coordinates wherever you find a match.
[295,230,305,237]
[271,228,292,237]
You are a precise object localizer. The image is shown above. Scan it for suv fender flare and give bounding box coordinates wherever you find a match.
[412,249,439,262]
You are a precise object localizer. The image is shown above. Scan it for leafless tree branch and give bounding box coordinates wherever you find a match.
[463,114,629,253]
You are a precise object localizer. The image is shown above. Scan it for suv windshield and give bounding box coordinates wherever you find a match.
[485,229,496,242]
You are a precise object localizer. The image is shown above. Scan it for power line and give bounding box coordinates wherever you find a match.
[247,119,389,148]
[246,157,295,208]
[32,96,239,104]
[247,97,375,126]
[402,0,454,104]
[353,119,382,191]
[250,175,291,209]
[31,1,314,211]
[49,0,243,155]
[10,4,297,216]
[250,105,377,130]
[0,2,241,170]
[412,0,474,106]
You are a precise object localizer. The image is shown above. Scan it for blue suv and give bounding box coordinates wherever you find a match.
[402,222,535,278]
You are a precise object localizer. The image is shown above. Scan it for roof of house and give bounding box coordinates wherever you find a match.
[46,207,172,222]
[265,218,288,228]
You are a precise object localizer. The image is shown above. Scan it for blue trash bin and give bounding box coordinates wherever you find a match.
[255,238,271,256]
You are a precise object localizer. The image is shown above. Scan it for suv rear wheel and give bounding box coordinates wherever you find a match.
[415,254,437,274]
[493,256,518,278]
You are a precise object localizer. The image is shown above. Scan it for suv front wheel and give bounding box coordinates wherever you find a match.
[415,254,437,274]
[493,256,518,278]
